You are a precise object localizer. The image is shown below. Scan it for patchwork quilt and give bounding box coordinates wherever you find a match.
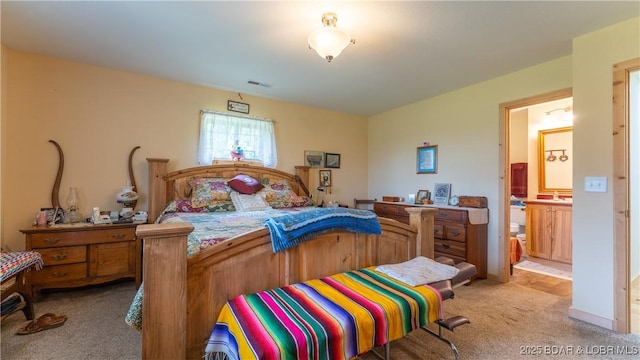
[126,207,381,332]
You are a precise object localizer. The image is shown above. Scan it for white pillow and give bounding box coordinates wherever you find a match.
[375,256,459,286]
[230,192,272,212]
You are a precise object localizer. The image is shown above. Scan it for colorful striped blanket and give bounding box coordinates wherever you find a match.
[205,267,443,360]
[265,207,382,253]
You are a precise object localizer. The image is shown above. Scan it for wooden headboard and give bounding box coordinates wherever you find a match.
[146,158,311,222]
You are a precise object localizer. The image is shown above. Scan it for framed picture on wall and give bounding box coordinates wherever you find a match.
[433,183,451,205]
[325,153,341,168]
[304,150,325,168]
[319,169,332,187]
[416,145,438,174]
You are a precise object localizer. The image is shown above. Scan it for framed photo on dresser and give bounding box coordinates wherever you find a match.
[433,183,451,205]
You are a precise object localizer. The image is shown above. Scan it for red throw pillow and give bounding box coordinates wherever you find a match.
[227,174,264,195]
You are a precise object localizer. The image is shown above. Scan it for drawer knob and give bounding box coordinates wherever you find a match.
[44,238,60,244]
[442,244,450,249]
[112,233,126,239]
[52,253,68,261]
[52,272,67,278]
[439,212,448,217]
[450,231,461,237]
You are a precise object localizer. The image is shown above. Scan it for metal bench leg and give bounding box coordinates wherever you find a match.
[421,325,460,360]
[365,342,390,360]
[421,316,470,360]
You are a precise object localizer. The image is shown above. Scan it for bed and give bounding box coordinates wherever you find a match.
[134,158,439,359]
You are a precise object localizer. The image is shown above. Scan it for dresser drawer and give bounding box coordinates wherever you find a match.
[434,239,466,259]
[444,224,466,243]
[30,227,136,248]
[374,203,410,224]
[39,246,86,266]
[31,263,87,284]
[434,209,467,223]
[433,224,444,239]
[374,203,402,216]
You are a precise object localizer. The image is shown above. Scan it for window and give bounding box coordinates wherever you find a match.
[197,111,277,167]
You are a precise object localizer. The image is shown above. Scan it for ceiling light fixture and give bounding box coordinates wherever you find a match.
[307,12,355,62]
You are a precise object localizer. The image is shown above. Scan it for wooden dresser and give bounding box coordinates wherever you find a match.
[374,201,488,278]
[21,222,142,298]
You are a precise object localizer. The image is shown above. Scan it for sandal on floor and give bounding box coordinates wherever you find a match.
[16,313,67,335]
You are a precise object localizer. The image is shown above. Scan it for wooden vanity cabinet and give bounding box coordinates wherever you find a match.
[525,201,572,264]
[374,202,487,278]
[21,223,142,298]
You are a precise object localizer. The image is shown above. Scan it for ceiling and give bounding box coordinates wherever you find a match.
[2,1,638,116]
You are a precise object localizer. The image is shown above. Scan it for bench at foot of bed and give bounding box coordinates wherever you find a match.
[418,257,475,360]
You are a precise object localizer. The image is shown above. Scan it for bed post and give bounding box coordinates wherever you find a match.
[294,165,310,195]
[147,158,169,222]
[137,222,194,360]
[405,207,438,258]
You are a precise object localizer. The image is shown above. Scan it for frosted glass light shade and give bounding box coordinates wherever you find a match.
[308,13,354,62]
[116,186,139,203]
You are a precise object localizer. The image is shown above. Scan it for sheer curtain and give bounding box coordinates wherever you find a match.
[197,111,277,168]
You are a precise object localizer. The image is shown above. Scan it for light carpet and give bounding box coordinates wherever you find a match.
[514,260,572,281]
[4,278,640,359]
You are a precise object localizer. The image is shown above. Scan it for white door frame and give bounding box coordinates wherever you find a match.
[498,88,572,282]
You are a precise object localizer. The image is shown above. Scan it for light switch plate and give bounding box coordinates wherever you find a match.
[584,176,607,192]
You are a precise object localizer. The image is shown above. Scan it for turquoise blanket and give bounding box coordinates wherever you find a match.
[264,207,382,253]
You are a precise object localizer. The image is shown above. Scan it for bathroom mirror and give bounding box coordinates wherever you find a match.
[538,126,573,193]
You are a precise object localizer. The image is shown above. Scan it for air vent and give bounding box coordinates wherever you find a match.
[247,80,271,88]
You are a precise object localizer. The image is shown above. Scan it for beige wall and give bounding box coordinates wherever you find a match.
[1,42,5,245]
[1,50,368,252]
[368,56,573,277]
[570,17,640,326]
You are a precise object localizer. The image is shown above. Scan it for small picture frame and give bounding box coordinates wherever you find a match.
[319,169,332,187]
[304,150,325,168]
[417,145,438,174]
[227,100,250,114]
[325,153,341,168]
[433,183,451,205]
[415,190,430,204]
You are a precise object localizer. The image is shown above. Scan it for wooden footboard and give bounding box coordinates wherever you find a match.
[137,209,435,359]
[137,158,436,359]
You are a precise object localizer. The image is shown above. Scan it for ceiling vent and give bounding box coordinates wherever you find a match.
[247,80,271,88]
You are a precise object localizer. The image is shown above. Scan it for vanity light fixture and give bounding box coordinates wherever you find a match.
[307,12,355,62]
[543,106,573,122]
[545,149,569,162]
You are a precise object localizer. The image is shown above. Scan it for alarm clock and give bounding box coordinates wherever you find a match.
[449,195,459,206]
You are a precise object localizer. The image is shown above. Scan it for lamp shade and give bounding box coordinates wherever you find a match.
[308,13,354,62]
[116,186,139,203]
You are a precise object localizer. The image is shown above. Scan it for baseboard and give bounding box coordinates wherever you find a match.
[568,306,614,330]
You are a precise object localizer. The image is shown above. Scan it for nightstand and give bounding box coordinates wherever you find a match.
[21,222,142,299]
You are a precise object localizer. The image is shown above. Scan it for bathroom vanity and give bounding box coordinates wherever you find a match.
[524,200,572,264]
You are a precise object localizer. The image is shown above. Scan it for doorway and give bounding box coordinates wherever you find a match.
[508,97,574,280]
[612,58,639,334]
[498,88,572,283]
